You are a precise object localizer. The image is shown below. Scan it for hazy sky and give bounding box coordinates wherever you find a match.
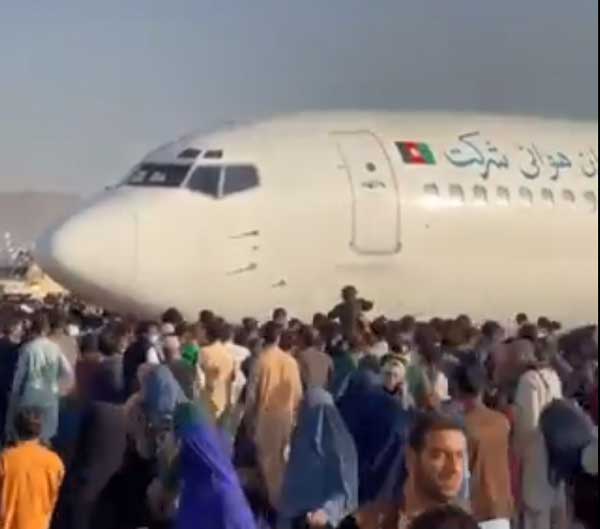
[1,1,597,194]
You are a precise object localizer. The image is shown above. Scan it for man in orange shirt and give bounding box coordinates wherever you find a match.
[0,407,65,529]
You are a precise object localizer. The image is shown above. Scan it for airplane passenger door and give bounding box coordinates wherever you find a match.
[333,131,400,255]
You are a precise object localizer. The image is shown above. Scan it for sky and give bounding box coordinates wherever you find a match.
[0,0,598,194]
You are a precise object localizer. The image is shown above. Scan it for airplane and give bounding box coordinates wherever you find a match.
[34,111,599,326]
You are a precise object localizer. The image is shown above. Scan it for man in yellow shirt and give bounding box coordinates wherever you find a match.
[0,407,64,529]
[200,320,235,420]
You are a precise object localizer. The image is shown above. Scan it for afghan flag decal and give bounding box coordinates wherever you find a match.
[396,142,437,165]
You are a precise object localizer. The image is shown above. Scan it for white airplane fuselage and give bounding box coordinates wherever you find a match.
[36,112,599,325]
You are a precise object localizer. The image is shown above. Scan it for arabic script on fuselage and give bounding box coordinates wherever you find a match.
[445,131,598,181]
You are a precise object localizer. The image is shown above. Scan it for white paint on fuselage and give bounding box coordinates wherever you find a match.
[36,112,599,325]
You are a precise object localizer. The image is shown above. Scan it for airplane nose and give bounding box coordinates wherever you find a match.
[35,205,137,295]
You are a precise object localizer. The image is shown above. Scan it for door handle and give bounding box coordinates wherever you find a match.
[362,180,386,190]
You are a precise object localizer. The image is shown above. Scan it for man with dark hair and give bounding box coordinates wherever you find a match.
[516,313,529,328]
[272,308,289,329]
[328,286,374,341]
[408,506,479,529]
[122,321,161,397]
[244,320,303,506]
[0,407,65,529]
[456,362,513,524]
[161,307,184,326]
[198,309,215,328]
[400,413,468,526]
[295,325,333,390]
[93,329,126,403]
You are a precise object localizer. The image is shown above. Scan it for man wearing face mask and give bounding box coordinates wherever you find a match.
[123,322,163,398]
[382,356,413,410]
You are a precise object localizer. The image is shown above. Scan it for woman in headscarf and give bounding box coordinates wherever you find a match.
[170,402,258,529]
[337,370,414,529]
[539,399,595,487]
[121,365,188,529]
[278,388,359,529]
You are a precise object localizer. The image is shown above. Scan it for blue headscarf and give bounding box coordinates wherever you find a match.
[279,388,359,528]
[174,403,258,529]
[540,399,595,486]
[338,369,413,505]
[142,366,187,427]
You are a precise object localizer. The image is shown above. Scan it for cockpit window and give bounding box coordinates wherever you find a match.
[223,166,260,196]
[204,150,224,159]
[127,164,191,187]
[178,148,202,160]
[187,165,260,198]
[188,166,222,198]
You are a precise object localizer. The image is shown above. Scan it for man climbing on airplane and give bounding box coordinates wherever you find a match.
[328,286,374,341]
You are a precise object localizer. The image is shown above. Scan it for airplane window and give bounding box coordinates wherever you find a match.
[449,184,465,205]
[562,189,576,205]
[519,187,534,206]
[178,148,202,160]
[473,185,488,205]
[204,150,224,160]
[497,186,511,206]
[188,166,223,198]
[424,183,439,196]
[584,191,597,213]
[127,164,191,188]
[223,166,260,196]
[541,188,555,206]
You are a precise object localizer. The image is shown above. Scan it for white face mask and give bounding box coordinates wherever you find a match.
[148,334,161,345]
[67,324,80,337]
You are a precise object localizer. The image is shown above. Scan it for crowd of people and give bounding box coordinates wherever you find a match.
[0,286,597,529]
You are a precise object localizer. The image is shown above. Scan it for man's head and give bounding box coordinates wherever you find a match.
[99,329,120,357]
[516,312,529,326]
[80,333,99,357]
[199,310,215,327]
[138,321,160,341]
[298,325,318,350]
[14,407,43,441]
[218,322,234,343]
[371,317,388,341]
[342,285,358,302]
[48,310,68,333]
[519,323,539,343]
[263,321,283,346]
[408,413,467,504]
[161,307,184,326]
[2,317,24,344]
[206,319,224,344]
[455,362,487,401]
[279,330,296,352]
[272,308,288,328]
[481,320,504,343]
[408,506,479,529]
[29,312,51,338]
